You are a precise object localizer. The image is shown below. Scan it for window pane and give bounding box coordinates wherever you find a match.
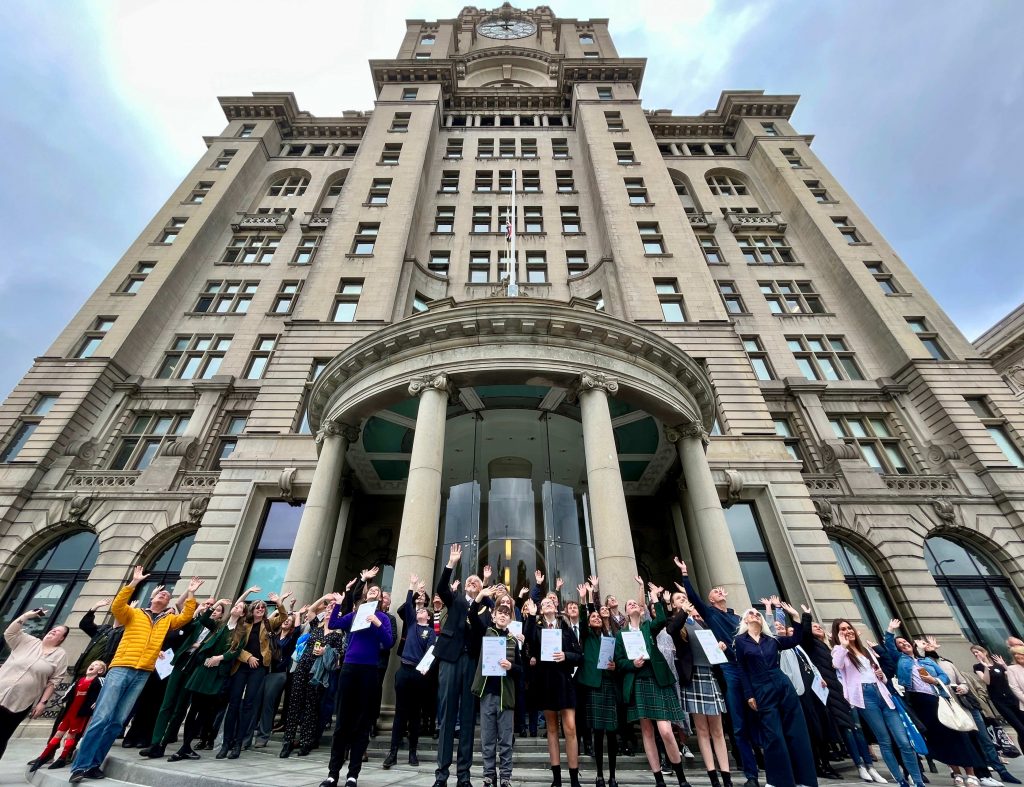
[990,426,1024,468]
[110,439,138,470]
[134,440,161,470]
[724,503,767,553]
[47,532,99,572]
[828,539,854,575]
[859,585,897,641]
[1,423,37,461]
[257,501,305,550]
[858,443,884,471]
[751,358,772,381]
[242,558,290,602]
[818,357,840,381]
[738,559,780,603]
[246,356,269,380]
[884,445,908,473]
[796,358,818,380]
[661,302,685,322]
[925,536,977,576]
[958,587,1017,652]
[333,302,357,322]
[179,356,202,379]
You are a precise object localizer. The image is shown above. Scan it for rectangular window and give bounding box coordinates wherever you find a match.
[556,170,575,192]
[552,138,569,159]
[420,34,435,45]
[788,335,864,381]
[605,111,624,130]
[414,52,430,60]
[331,280,363,322]
[434,206,455,233]
[638,222,666,254]
[118,261,155,294]
[588,291,605,311]
[698,235,723,264]
[74,317,115,359]
[242,501,306,603]
[717,281,746,314]
[472,206,492,233]
[156,334,231,380]
[292,234,321,265]
[238,124,255,138]
[157,217,186,244]
[742,336,775,381]
[412,292,429,313]
[737,234,795,264]
[390,112,410,132]
[780,147,803,168]
[193,280,257,314]
[474,171,492,192]
[566,251,588,274]
[760,280,827,314]
[625,177,649,205]
[469,251,490,283]
[351,223,379,255]
[772,416,805,467]
[364,178,391,205]
[521,139,538,158]
[0,394,60,463]
[561,206,581,234]
[655,279,685,322]
[967,397,1024,468]
[445,138,463,159]
[726,503,782,601]
[706,175,748,196]
[829,415,911,474]
[243,336,278,380]
[523,206,543,234]
[109,411,191,470]
[525,251,547,283]
[271,281,302,314]
[597,86,613,100]
[495,170,512,193]
[521,170,540,192]
[906,317,949,360]
[761,122,779,136]
[579,33,595,44]
[478,138,494,158]
[419,253,448,280]
[380,143,402,165]
[186,181,213,204]
[865,261,900,294]
[221,234,279,264]
[498,138,515,158]
[831,216,864,244]
[435,170,457,193]
[297,361,329,434]
[803,179,831,203]
[401,88,418,101]
[212,149,236,169]
[614,142,636,164]
[211,414,247,470]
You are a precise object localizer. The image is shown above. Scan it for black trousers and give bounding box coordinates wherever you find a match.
[328,663,379,780]
[0,705,31,760]
[180,691,220,749]
[390,664,427,752]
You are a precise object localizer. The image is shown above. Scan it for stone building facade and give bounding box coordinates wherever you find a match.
[2,4,1024,667]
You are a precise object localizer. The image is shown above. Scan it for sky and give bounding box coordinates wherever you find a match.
[0,0,1022,400]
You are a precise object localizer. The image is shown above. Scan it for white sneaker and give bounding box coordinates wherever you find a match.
[979,778,1003,787]
[868,768,888,784]
[858,766,873,782]
[681,744,695,760]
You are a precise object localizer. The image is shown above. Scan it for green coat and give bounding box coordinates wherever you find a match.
[182,622,242,695]
[613,602,674,704]
[578,619,618,691]
[168,608,218,670]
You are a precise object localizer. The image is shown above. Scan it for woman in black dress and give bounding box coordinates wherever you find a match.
[524,596,583,787]
[972,644,1024,744]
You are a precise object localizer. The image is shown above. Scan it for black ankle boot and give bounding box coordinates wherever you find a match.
[279,741,293,759]
[216,744,229,759]
[654,772,668,787]
[720,772,733,787]
[707,771,722,787]
[569,767,581,787]
[672,761,689,786]
[382,749,397,769]
[551,764,563,786]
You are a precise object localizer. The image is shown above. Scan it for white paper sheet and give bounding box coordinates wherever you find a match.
[694,629,728,664]
[541,628,562,662]
[812,679,829,705]
[621,630,649,661]
[482,636,509,676]
[350,600,379,632]
[596,636,616,669]
[416,645,435,675]
[155,648,174,680]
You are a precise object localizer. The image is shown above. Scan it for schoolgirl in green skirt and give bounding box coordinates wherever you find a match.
[579,584,620,787]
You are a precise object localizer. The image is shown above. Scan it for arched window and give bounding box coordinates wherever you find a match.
[133,531,197,602]
[829,537,897,640]
[925,535,1024,652]
[0,531,99,656]
[705,174,748,197]
[267,175,308,198]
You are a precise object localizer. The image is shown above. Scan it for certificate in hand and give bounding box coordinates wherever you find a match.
[350,600,379,632]
[508,621,523,639]
[596,636,616,669]
[482,636,508,676]
[694,629,728,665]
[812,679,829,705]
[416,645,435,675]
[621,630,649,661]
[155,648,174,680]
[541,628,562,662]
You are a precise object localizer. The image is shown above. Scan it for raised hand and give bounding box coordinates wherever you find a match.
[482,565,493,582]
[523,598,537,616]
[187,576,204,594]
[91,599,111,612]
[130,565,149,586]
[769,595,781,608]
[417,582,426,594]
[245,586,261,596]
[673,582,686,594]
[448,543,463,566]
[555,577,564,591]
[759,597,772,609]
[518,586,529,599]
[800,604,812,615]
[588,575,599,588]
[360,566,380,581]
[634,575,644,587]
[345,577,357,591]
[577,583,587,599]
[535,569,544,585]
[887,618,901,633]
[410,573,420,588]
[450,579,460,592]
[779,601,798,619]
[268,592,281,604]
[673,556,688,575]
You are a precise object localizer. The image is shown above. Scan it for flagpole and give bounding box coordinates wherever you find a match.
[507,169,518,297]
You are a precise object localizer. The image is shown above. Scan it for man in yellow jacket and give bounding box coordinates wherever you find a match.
[70,565,202,783]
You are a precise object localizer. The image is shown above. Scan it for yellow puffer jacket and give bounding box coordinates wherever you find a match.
[109,584,197,671]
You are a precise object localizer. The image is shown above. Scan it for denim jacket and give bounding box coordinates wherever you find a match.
[884,632,949,697]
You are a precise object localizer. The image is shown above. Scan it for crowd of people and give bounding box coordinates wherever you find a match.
[1,552,1024,787]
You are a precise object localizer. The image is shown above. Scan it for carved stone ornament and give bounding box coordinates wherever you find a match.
[64,438,96,463]
[820,439,860,467]
[813,498,834,526]
[566,372,619,404]
[315,419,359,447]
[927,442,961,466]
[187,495,210,525]
[408,373,452,398]
[1005,365,1024,394]
[67,494,92,523]
[162,436,199,463]
[722,469,744,506]
[279,467,297,504]
[666,422,709,445]
[931,497,958,526]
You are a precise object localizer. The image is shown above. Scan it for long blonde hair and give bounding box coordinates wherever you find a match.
[736,608,775,639]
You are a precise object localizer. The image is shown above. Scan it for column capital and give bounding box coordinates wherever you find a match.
[408,372,456,399]
[315,419,359,446]
[567,371,619,403]
[665,422,709,446]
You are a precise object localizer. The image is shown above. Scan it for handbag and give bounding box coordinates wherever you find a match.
[936,692,978,732]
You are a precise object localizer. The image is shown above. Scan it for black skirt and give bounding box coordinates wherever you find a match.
[529,661,576,711]
[905,691,979,767]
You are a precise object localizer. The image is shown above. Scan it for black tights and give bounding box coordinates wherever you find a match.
[594,730,617,779]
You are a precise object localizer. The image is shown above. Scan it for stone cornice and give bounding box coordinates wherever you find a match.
[219,92,368,139]
[646,90,799,137]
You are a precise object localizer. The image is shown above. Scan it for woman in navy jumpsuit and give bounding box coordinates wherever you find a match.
[732,602,817,787]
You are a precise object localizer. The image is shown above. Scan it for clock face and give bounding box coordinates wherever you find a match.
[478,17,536,40]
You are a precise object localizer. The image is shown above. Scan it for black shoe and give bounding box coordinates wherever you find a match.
[121,740,137,748]
[1001,774,1022,786]
[298,747,311,757]
[432,781,447,787]
[84,766,105,779]
[382,750,397,769]
[583,741,593,756]
[408,751,419,766]
[28,759,43,773]
[596,779,606,787]
[216,745,230,759]
[69,771,87,784]
[48,757,67,770]
[743,780,759,787]
[319,779,338,787]
[608,780,619,787]
[227,744,241,759]
[168,751,192,763]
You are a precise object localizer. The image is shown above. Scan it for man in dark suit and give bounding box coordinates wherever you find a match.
[433,543,483,787]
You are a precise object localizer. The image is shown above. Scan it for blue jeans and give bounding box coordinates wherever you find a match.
[858,684,924,786]
[71,667,150,773]
[845,708,875,766]
[969,705,1009,775]
[721,663,760,779]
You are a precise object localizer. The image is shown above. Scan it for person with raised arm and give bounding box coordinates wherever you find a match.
[319,572,394,787]
[674,556,760,787]
[433,543,484,787]
[253,602,300,748]
[579,580,622,787]
[732,600,817,787]
[69,566,201,783]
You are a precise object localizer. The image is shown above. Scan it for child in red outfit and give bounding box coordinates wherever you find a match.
[29,660,107,771]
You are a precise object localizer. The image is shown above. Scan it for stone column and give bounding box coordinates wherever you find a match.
[319,487,353,595]
[281,419,357,604]
[669,423,752,611]
[573,372,637,606]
